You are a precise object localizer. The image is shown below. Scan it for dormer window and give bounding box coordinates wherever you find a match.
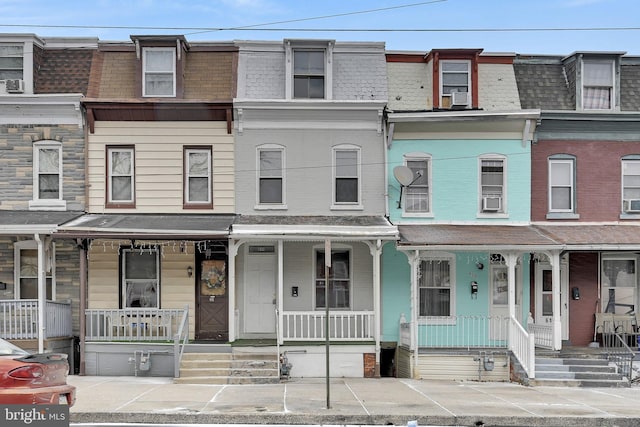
[0,44,23,80]
[440,60,470,108]
[285,39,334,100]
[143,47,175,97]
[582,60,614,110]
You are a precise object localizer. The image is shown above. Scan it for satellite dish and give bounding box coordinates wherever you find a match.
[393,165,414,186]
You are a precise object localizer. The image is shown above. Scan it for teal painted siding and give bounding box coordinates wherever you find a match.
[381,244,411,342]
[387,139,531,224]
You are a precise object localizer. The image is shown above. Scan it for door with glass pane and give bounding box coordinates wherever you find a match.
[15,242,52,300]
[535,263,569,340]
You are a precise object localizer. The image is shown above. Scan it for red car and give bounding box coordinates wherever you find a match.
[0,338,75,406]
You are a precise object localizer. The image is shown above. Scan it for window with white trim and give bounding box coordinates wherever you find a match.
[0,44,23,80]
[285,39,333,100]
[122,247,160,308]
[480,156,505,213]
[30,141,66,210]
[582,60,614,110]
[107,146,135,205]
[184,147,212,206]
[549,157,575,212]
[419,257,454,317]
[315,248,350,309]
[622,158,640,213]
[14,240,53,300]
[440,60,470,108]
[143,47,175,97]
[258,146,284,205]
[333,146,360,205]
[404,154,430,214]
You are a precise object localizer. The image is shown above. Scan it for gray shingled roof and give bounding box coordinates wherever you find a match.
[513,62,574,110]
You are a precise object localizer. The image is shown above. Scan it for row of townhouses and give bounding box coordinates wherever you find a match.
[2,32,640,385]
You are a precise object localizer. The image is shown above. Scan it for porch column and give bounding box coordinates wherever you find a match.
[503,252,520,319]
[277,239,284,345]
[228,239,238,342]
[35,234,45,353]
[407,250,419,378]
[550,250,562,350]
[367,239,382,377]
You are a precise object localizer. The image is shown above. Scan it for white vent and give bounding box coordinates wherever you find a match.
[5,79,24,93]
[625,199,640,213]
[451,91,469,106]
[482,196,502,212]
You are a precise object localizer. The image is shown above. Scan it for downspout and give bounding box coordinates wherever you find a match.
[228,239,237,342]
[78,239,87,375]
[34,233,45,353]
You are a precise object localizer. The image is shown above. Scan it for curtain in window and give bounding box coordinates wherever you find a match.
[111,151,132,201]
[419,260,451,316]
[601,259,636,314]
[583,61,612,109]
[38,148,59,199]
[583,87,611,109]
[188,151,209,202]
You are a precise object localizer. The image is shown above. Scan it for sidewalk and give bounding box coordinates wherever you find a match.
[68,375,640,427]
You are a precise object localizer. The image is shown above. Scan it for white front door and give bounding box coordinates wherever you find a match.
[489,262,521,340]
[535,263,569,340]
[244,250,276,334]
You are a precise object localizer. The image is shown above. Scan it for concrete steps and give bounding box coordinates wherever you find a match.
[531,356,629,387]
[175,351,280,385]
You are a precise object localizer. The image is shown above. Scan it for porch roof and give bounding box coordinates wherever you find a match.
[54,213,236,239]
[231,215,398,240]
[533,224,640,250]
[0,210,84,235]
[397,224,562,251]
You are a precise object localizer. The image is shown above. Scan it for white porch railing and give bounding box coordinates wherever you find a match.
[85,308,186,341]
[509,317,535,378]
[527,322,553,349]
[281,310,374,341]
[0,299,72,340]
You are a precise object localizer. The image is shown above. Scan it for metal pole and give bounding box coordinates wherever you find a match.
[325,239,331,409]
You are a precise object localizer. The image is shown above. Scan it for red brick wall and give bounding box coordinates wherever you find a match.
[568,252,600,346]
[531,139,640,222]
[363,353,376,378]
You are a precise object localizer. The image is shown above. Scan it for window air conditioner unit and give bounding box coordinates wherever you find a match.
[625,199,640,213]
[451,91,469,106]
[6,79,24,93]
[482,196,502,212]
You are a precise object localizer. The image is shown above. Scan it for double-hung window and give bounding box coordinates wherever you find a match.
[30,141,66,210]
[315,248,350,309]
[622,158,640,214]
[480,156,505,213]
[257,146,284,206]
[404,154,430,214]
[548,157,575,213]
[184,147,212,207]
[582,60,614,110]
[0,44,23,80]
[440,60,470,108]
[419,257,454,318]
[333,146,360,206]
[293,49,325,99]
[143,47,175,97]
[122,247,159,308]
[107,146,135,207]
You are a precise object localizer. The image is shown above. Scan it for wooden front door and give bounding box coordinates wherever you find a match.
[195,243,228,341]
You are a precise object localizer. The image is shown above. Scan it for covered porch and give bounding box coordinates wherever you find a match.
[230,215,397,377]
[395,224,563,381]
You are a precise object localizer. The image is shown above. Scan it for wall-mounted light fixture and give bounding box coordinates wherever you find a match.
[476,262,484,270]
[0,282,6,290]
[187,266,193,277]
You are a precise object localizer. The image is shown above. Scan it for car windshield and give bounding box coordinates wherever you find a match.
[0,339,30,356]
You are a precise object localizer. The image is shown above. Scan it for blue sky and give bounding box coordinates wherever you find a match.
[3,0,640,55]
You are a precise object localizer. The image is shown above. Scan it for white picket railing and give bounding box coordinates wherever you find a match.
[85,308,185,341]
[509,317,535,378]
[527,322,553,349]
[282,310,374,341]
[0,299,72,339]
